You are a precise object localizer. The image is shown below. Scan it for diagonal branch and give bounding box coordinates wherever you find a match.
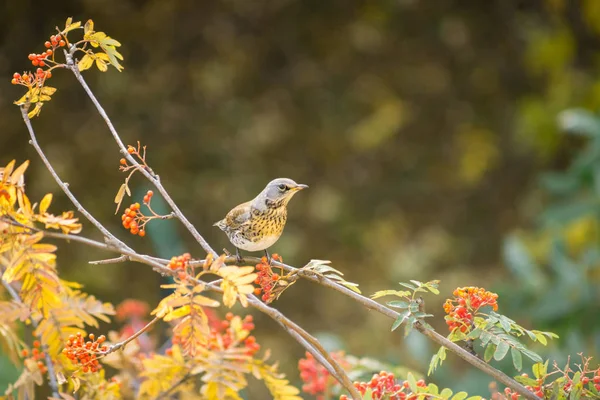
[66,59,217,258]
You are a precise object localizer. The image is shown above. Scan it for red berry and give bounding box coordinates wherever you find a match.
[44,41,51,48]
[594,376,600,384]
[33,340,40,348]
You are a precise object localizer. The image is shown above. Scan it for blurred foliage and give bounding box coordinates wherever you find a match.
[1,0,600,397]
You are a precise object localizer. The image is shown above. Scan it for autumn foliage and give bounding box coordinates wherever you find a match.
[2,16,600,400]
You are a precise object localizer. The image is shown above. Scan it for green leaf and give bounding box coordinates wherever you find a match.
[399,282,417,290]
[391,310,410,331]
[521,349,543,363]
[407,372,417,393]
[493,341,510,361]
[466,327,482,340]
[510,347,523,371]
[515,375,539,386]
[371,290,411,299]
[404,315,416,337]
[451,392,468,400]
[440,388,453,399]
[532,361,548,379]
[387,300,410,309]
[484,343,496,362]
[534,332,547,346]
[427,383,439,395]
[480,330,492,345]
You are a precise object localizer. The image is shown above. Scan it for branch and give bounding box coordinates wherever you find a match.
[1,280,59,398]
[100,315,161,356]
[19,105,128,249]
[153,373,194,400]
[66,61,217,258]
[206,282,361,399]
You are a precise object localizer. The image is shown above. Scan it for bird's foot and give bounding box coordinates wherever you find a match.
[235,248,243,265]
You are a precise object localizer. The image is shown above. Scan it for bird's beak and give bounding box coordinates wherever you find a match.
[293,184,309,191]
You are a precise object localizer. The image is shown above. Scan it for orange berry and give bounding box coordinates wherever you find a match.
[127,147,135,154]
[59,40,66,47]
[32,59,39,66]
[97,335,106,344]
[88,333,95,341]
[21,349,28,357]
[37,361,44,368]
[253,288,262,295]
[38,61,45,67]
[119,158,126,165]
[11,78,17,84]
[147,190,153,197]
[33,340,40,348]
[139,230,146,237]
[13,72,20,79]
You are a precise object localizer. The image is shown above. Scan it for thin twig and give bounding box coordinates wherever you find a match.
[67,61,217,259]
[101,315,161,355]
[1,280,59,398]
[19,105,129,249]
[89,255,128,265]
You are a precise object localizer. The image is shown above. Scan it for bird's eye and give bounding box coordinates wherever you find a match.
[278,184,287,192]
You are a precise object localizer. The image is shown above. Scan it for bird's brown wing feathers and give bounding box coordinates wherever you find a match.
[216,201,252,231]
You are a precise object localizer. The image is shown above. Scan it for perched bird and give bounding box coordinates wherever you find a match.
[213,178,308,261]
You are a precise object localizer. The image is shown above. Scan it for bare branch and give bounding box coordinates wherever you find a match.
[67,63,217,258]
[89,255,128,265]
[1,280,59,398]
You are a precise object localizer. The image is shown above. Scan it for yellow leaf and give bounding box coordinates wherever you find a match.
[72,376,80,393]
[10,160,29,185]
[84,19,94,34]
[39,193,52,214]
[2,160,16,182]
[164,305,191,321]
[192,295,220,307]
[27,103,44,118]
[114,183,126,214]
[64,17,81,33]
[78,54,94,71]
[95,58,108,72]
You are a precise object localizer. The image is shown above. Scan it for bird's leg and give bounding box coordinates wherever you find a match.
[236,247,243,265]
[264,249,271,265]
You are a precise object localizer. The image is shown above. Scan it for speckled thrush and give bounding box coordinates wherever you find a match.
[213,178,308,261]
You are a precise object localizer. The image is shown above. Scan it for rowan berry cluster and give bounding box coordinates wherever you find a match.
[298,351,348,398]
[46,34,66,49]
[11,69,51,86]
[443,286,498,333]
[341,371,427,400]
[26,49,54,67]
[21,340,48,374]
[62,332,107,373]
[253,254,283,302]
[121,202,146,236]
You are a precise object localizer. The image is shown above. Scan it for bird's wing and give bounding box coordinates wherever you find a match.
[221,201,253,230]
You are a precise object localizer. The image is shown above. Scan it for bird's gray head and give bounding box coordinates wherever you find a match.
[256,178,308,208]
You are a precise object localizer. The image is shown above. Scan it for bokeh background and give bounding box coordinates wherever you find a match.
[1,0,600,397]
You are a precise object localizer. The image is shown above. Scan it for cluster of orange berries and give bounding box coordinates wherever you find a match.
[121,202,146,237]
[62,332,107,373]
[443,286,498,333]
[298,351,348,398]
[46,34,66,49]
[211,313,259,355]
[21,340,48,374]
[11,68,51,85]
[341,371,427,400]
[253,254,282,302]
[168,253,192,280]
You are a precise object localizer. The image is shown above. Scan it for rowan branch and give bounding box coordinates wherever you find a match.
[1,280,59,398]
[66,55,217,259]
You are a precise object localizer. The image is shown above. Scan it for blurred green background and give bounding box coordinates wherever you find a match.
[1,0,600,397]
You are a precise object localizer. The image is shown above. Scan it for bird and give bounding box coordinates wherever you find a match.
[213,178,308,262]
